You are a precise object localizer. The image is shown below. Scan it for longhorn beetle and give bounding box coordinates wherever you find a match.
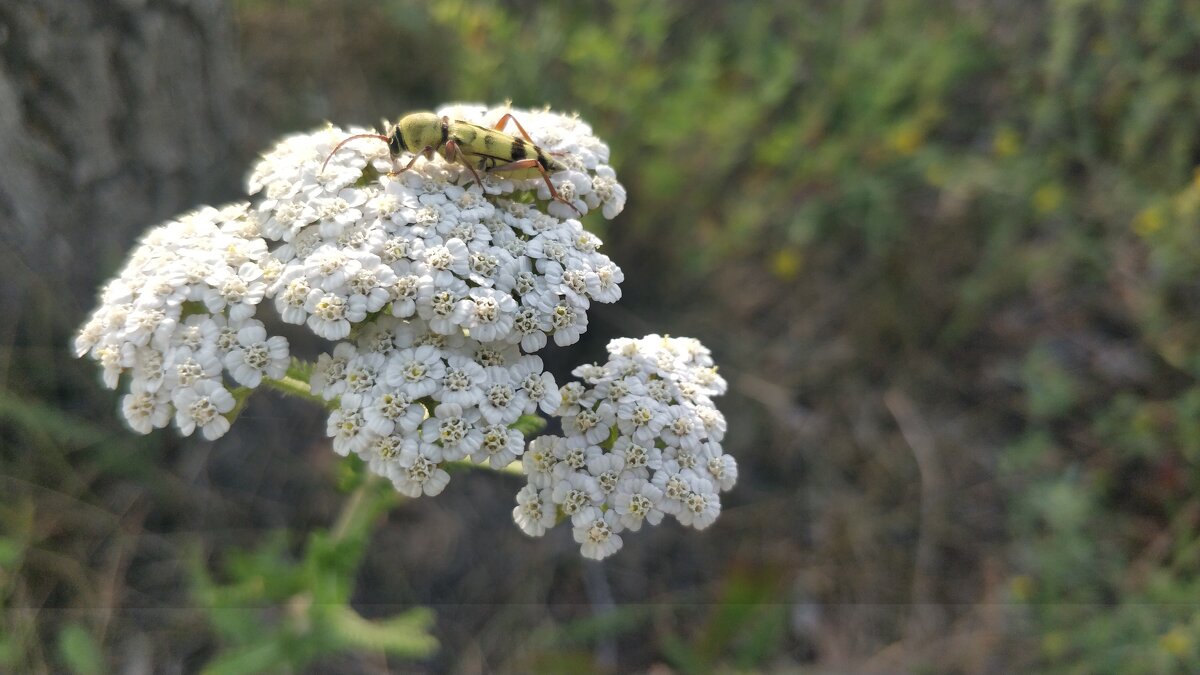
[323,112,581,215]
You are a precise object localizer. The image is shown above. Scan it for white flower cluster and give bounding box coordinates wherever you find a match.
[513,335,735,560]
[248,104,624,350]
[309,316,561,498]
[238,104,627,498]
[76,104,733,559]
[73,204,289,439]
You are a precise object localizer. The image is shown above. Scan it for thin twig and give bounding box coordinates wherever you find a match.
[884,388,946,645]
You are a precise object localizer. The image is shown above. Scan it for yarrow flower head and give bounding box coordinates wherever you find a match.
[513,335,735,559]
[76,103,731,560]
[73,203,284,438]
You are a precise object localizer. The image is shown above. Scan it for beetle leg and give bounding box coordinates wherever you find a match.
[445,139,485,188]
[387,145,437,178]
[489,158,582,216]
[492,112,537,143]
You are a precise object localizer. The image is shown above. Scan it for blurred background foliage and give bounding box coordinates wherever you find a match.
[5,0,1200,672]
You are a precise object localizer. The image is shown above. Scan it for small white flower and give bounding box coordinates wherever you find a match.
[613,478,665,532]
[339,351,386,410]
[173,380,236,440]
[544,300,588,347]
[675,474,721,530]
[164,348,223,393]
[388,262,434,319]
[478,367,521,425]
[557,381,587,414]
[345,257,396,312]
[473,423,524,468]
[522,435,563,488]
[572,507,623,560]
[704,452,739,492]
[472,342,520,368]
[651,463,691,516]
[589,165,626,219]
[121,306,174,349]
[419,402,482,462]
[510,306,550,353]
[363,388,425,437]
[304,288,367,340]
[355,317,400,356]
[421,238,470,287]
[453,287,517,343]
[204,262,267,322]
[389,455,451,497]
[274,271,313,324]
[513,484,557,536]
[435,354,487,408]
[551,470,602,520]
[590,261,624,304]
[224,323,289,388]
[171,314,222,355]
[364,433,417,474]
[419,283,470,336]
[586,452,626,496]
[451,184,495,221]
[553,441,591,475]
[616,398,668,444]
[121,380,172,434]
[562,402,615,445]
[327,406,373,457]
[660,404,705,452]
[304,245,357,292]
[310,342,357,399]
[612,436,662,473]
[511,357,560,415]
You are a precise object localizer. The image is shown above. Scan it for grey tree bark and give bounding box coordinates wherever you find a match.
[0,0,246,337]
[0,3,247,670]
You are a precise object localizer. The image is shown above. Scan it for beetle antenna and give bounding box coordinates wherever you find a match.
[321,133,390,173]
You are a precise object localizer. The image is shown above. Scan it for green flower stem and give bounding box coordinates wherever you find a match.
[331,470,392,544]
[445,459,524,476]
[510,413,548,437]
[286,359,314,383]
[226,386,254,424]
[262,375,327,405]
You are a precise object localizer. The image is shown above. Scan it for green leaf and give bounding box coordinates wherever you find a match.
[0,536,23,568]
[201,640,288,675]
[329,605,438,658]
[0,636,17,668]
[57,624,103,675]
[0,387,110,450]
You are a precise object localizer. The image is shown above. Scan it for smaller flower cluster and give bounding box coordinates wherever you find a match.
[513,335,735,560]
[73,204,290,439]
[309,315,560,498]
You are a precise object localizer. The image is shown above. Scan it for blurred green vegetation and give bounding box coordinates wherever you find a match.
[244,0,1200,668]
[239,0,1199,671]
[6,0,1200,672]
[192,466,436,675]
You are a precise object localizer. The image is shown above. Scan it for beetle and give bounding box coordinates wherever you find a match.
[323,112,580,215]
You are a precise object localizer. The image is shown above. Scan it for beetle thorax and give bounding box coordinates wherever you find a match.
[396,112,444,155]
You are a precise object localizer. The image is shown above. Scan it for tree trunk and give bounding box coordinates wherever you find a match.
[0,0,246,330]
[0,2,246,671]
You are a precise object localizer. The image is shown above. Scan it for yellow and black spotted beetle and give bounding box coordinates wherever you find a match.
[324,112,580,214]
